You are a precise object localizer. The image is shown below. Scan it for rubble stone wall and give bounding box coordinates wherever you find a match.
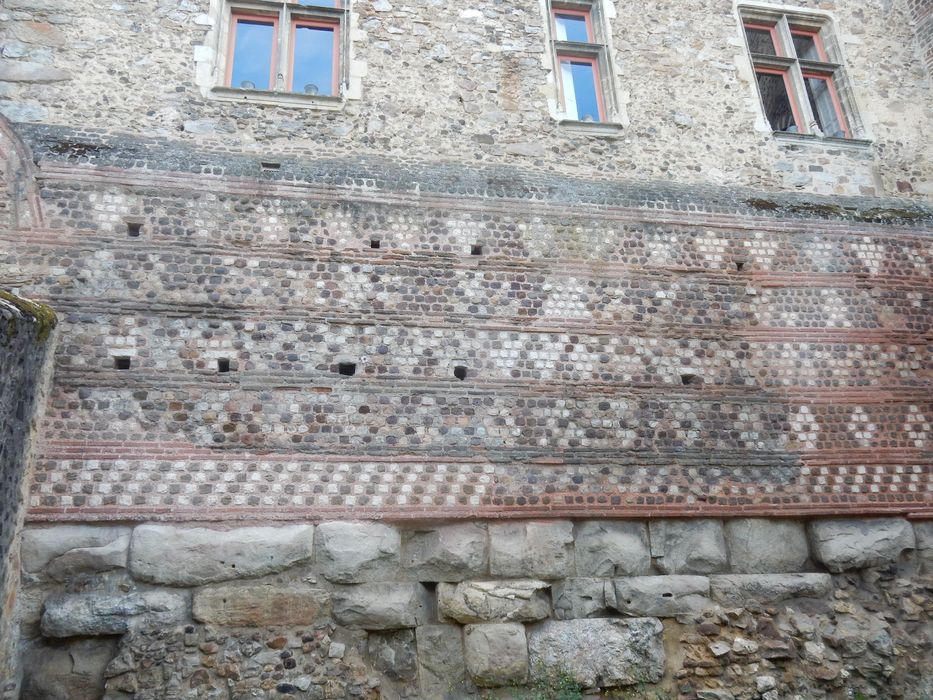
[0,0,931,196]
[0,292,56,700]
[16,516,932,699]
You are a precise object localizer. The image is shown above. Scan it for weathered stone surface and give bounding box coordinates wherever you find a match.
[192,583,330,626]
[463,623,528,687]
[808,519,916,572]
[130,524,313,586]
[22,526,131,574]
[710,574,832,605]
[611,575,714,617]
[20,638,118,700]
[416,625,470,699]
[489,521,574,579]
[44,535,130,582]
[41,591,187,637]
[527,618,665,688]
[438,579,550,623]
[316,522,400,583]
[401,523,487,581]
[574,521,650,576]
[365,629,415,682]
[724,519,809,573]
[649,519,728,574]
[0,101,47,122]
[915,522,933,574]
[0,60,71,82]
[552,577,613,619]
[332,583,430,630]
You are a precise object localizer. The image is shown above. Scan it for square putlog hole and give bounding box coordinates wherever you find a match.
[217,358,231,373]
[126,222,142,238]
[680,373,700,386]
[470,244,483,256]
[114,357,131,370]
[453,366,467,381]
[338,362,357,376]
[370,239,381,249]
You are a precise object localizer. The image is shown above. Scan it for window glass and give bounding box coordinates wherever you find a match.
[560,58,601,121]
[231,19,275,90]
[293,25,336,95]
[554,13,589,42]
[744,26,777,55]
[792,32,821,60]
[804,76,844,137]
[755,72,798,132]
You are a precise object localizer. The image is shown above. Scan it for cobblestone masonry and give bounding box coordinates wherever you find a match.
[0,292,55,699]
[0,124,931,522]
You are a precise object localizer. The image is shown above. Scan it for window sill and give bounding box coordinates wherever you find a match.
[210,86,344,110]
[772,131,872,151]
[557,119,624,137]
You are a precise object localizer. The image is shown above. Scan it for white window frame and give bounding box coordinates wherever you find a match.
[196,0,361,110]
[540,0,627,133]
[738,3,867,143]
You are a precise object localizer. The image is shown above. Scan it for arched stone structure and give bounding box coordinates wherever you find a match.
[0,115,43,230]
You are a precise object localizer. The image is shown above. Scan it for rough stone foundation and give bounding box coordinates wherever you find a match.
[15,516,932,699]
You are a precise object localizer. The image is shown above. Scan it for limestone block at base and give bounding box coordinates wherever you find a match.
[22,526,131,576]
[710,573,832,605]
[437,579,550,623]
[401,523,487,581]
[551,578,613,619]
[192,582,331,626]
[649,519,728,574]
[416,624,471,699]
[574,521,650,576]
[527,618,665,688]
[316,521,400,583]
[332,583,431,630]
[20,638,118,700]
[808,518,915,573]
[724,519,809,573]
[463,623,528,687]
[129,524,314,586]
[489,521,574,579]
[611,575,714,618]
[40,591,187,638]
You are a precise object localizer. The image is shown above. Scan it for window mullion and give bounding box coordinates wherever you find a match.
[777,17,814,135]
[277,4,288,91]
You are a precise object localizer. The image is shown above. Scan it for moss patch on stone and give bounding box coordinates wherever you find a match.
[0,290,57,343]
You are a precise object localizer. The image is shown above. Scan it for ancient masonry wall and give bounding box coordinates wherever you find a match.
[16,517,933,699]
[908,0,933,78]
[0,292,55,699]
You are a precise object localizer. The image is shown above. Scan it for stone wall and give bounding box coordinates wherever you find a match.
[0,291,56,699]
[16,516,932,699]
[0,0,931,197]
[908,0,933,78]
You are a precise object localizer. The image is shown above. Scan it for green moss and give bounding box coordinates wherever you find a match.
[0,290,57,343]
[787,202,847,217]
[745,198,779,211]
[855,207,928,224]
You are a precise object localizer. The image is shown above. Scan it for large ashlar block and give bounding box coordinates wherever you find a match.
[915,522,933,574]
[808,518,915,573]
[41,591,187,637]
[316,521,400,583]
[463,623,528,687]
[438,579,550,623]
[489,521,574,579]
[401,523,487,581]
[193,582,331,626]
[574,521,650,576]
[724,519,809,573]
[417,625,471,699]
[611,575,714,618]
[527,618,665,688]
[332,582,431,630]
[649,519,728,574]
[129,524,313,586]
[710,574,832,605]
[552,578,613,619]
[22,526,131,580]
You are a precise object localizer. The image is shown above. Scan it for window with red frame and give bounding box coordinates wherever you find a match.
[549,2,615,123]
[741,9,855,139]
[226,1,343,96]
